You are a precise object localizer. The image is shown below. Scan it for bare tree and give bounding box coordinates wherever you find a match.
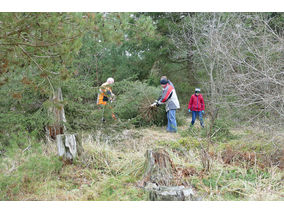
[171,13,284,132]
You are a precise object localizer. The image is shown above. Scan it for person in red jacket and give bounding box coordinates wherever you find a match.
[188,88,205,128]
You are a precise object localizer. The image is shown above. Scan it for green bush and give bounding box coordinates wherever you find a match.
[61,78,114,131]
[0,109,49,155]
[0,128,38,158]
[113,81,167,127]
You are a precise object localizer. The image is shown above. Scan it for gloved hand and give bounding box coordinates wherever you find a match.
[188,109,191,113]
[202,110,205,114]
[150,100,160,107]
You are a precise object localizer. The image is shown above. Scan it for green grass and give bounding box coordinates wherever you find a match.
[0,153,63,200]
[0,125,283,201]
[188,163,283,201]
[95,176,147,201]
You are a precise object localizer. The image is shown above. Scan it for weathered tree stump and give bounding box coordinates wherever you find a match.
[140,149,198,201]
[56,134,83,162]
[142,149,176,186]
[145,183,196,201]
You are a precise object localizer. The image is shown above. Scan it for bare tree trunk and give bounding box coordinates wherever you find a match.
[171,13,284,131]
[47,87,66,140]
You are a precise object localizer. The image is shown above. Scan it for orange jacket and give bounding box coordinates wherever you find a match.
[97,83,114,105]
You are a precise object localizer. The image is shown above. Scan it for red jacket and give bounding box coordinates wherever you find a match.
[188,94,205,111]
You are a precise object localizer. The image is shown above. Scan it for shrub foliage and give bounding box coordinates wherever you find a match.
[113,81,167,126]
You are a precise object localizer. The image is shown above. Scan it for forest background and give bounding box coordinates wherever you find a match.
[0,12,283,201]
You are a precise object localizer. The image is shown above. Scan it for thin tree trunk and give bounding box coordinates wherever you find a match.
[47,87,66,140]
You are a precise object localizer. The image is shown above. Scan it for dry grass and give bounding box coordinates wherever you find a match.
[1,121,283,201]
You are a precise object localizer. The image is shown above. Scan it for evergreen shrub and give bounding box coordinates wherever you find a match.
[113,81,167,126]
[62,78,102,131]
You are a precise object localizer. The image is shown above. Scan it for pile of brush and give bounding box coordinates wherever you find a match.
[113,81,167,126]
[138,100,164,123]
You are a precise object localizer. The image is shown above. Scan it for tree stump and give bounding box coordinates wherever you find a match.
[145,184,196,201]
[140,149,198,201]
[56,134,83,162]
[142,149,176,186]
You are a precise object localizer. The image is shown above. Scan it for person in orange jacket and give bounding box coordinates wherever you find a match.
[97,77,116,121]
[188,88,205,128]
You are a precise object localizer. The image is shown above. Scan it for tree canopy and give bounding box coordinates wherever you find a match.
[0,12,283,145]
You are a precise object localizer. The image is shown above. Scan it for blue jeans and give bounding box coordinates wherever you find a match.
[167,109,177,132]
[191,111,204,127]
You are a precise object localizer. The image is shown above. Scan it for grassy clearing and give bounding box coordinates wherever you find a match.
[0,120,283,201]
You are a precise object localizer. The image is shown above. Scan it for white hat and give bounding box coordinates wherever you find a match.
[107,77,114,84]
[195,88,201,92]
